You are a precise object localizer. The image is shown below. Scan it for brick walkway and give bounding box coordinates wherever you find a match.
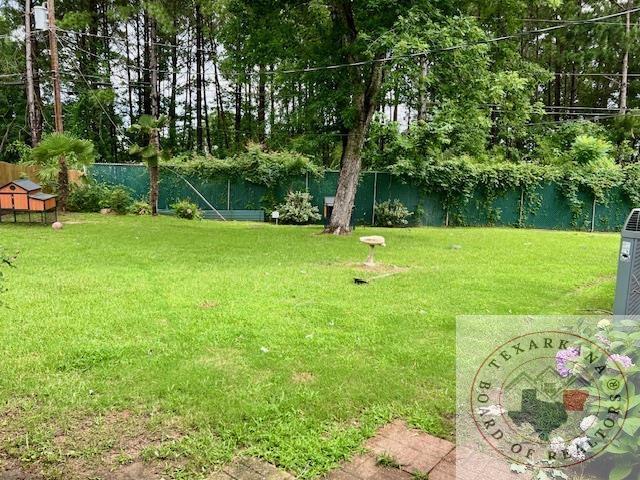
[324,420,528,480]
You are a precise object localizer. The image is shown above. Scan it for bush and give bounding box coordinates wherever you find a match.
[276,191,321,225]
[569,135,612,166]
[129,201,151,215]
[171,199,202,220]
[374,199,413,227]
[102,187,134,215]
[68,182,109,212]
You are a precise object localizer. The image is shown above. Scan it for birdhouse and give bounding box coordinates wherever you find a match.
[0,179,57,223]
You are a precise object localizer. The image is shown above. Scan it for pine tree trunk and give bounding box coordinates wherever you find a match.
[124,20,135,123]
[149,15,160,216]
[209,35,228,148]
[135,13,143,117]
[169,28,178,147]
[258,64,266,142]
[195,4,203,151]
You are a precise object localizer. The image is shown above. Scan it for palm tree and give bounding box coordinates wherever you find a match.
[129,115,168,216]
[28,133,95,210]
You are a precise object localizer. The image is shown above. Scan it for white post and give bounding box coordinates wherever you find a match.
[591,197,597,232]
[305,172,309,191]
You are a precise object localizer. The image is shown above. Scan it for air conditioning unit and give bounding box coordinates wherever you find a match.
[613,209,640,315]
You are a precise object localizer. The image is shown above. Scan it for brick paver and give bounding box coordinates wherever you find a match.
[324,420,532,480]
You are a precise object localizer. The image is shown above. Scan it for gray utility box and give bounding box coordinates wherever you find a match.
[613,209,640,315]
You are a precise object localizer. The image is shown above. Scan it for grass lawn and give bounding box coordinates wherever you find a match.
[0,214,621,479]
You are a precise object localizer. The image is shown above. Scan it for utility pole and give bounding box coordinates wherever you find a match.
[24,0,40,146]
[47,0,69,209]
[620,0,632,114]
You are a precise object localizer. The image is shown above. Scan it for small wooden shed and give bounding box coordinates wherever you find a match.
[0,179,57,223]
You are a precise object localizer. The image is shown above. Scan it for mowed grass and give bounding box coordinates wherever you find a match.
[0,214,620,478]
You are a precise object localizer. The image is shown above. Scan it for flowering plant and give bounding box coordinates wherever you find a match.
[568,319,640,480]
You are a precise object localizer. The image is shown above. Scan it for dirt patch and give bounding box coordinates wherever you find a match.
[342,262,409,274]
[292,372,315,384]
[1,409,185,480]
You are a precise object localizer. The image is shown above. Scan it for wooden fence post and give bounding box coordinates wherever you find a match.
[371,172,378,226]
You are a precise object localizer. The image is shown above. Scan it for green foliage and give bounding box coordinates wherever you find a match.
[103,187,134,215]
[276,191,321,225]
[128,115,169,167]
[572,320,640,478]
[171,199,202,220]
[374,200,413,228]
[68,182,134,214]
[26,133,95,190]
[376,453,401,469]
[67,182,111,212]
[129,201,151,216]
[172,144,322,187]
[569,135,613,166]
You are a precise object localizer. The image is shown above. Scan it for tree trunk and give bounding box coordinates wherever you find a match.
[184,22,193,148]
[124,20,135,123]
[195,4,203,151]
[235,81,242,147]
[258,64,266,142]
[149,14,160,216]
[168,28,178,147]
[325,63,384,235]
[143,12,152,115]
[24,0,41,146]
[209,35,228,148]
[135,13,143,117]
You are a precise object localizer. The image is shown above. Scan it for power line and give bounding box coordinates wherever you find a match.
[266,6,640,75]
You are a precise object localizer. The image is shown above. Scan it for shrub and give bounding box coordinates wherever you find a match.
[374,199,413,227]
[129,201,151,215]
[67,182,109,212]
[569,135,613,166]
[276,191,321,225]
[102,187,134,215]
[171,199,202,220]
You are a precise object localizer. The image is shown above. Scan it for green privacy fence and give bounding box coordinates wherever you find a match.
[89,163,635,232]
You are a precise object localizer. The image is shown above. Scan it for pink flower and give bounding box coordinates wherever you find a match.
[609,354,635,369]
[556,347,580,378]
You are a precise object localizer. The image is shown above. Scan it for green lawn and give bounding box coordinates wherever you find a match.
[0,214,620,479]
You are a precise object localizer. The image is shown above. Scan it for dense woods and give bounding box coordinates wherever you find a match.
[0,0,639,230]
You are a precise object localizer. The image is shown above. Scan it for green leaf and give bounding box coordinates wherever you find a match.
[621,418,640,436]
[128,145,142,155]
[609,462,634,480]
